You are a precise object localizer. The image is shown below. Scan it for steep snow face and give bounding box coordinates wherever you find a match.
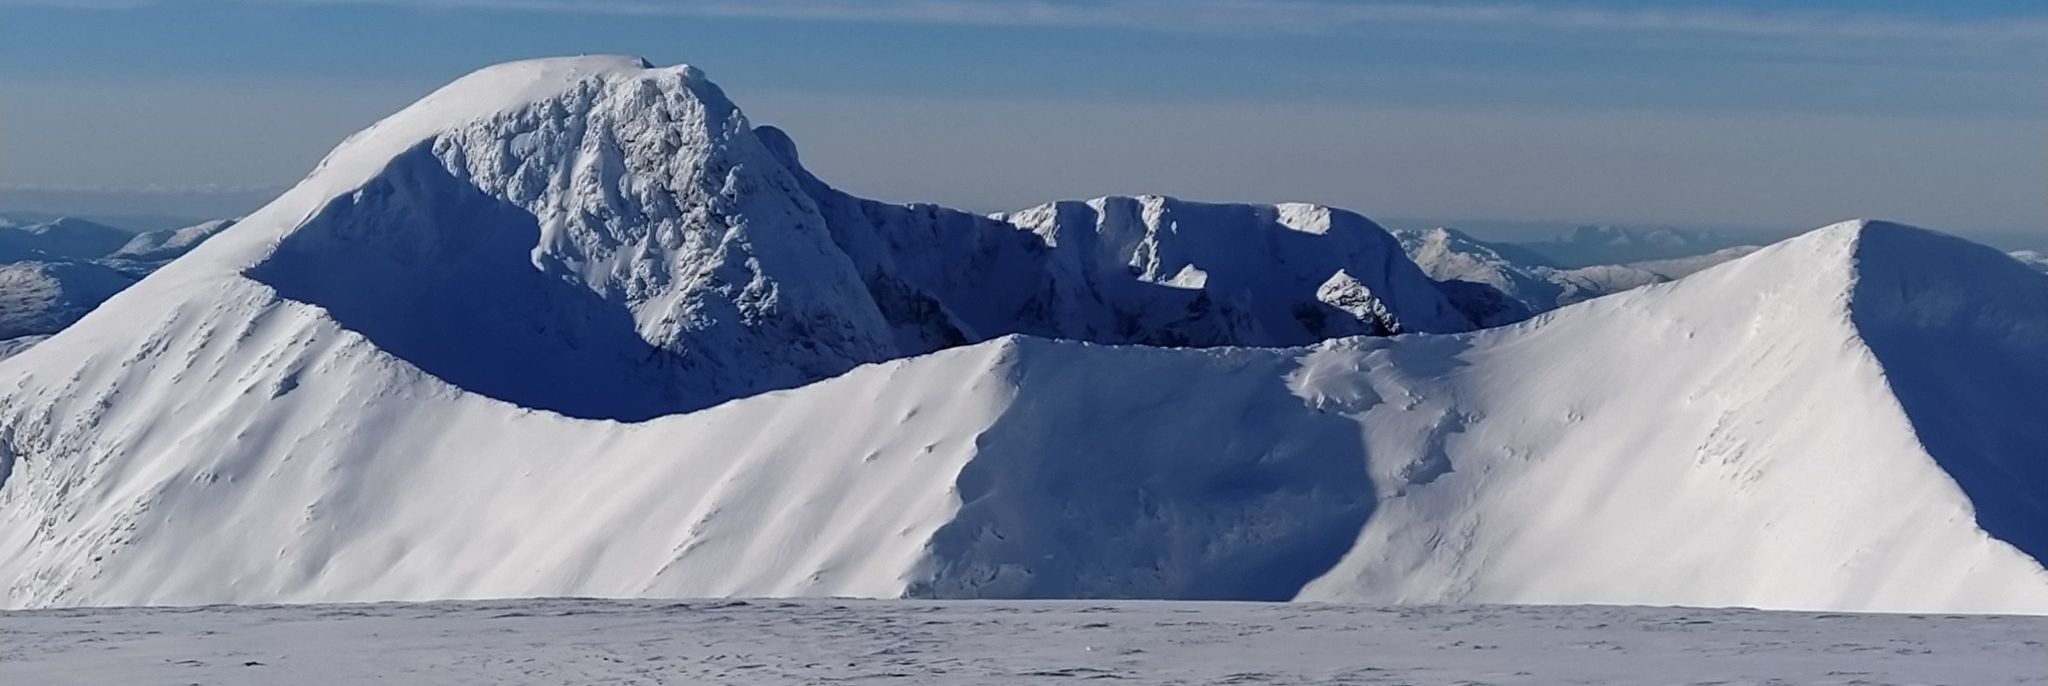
[0,261,136,340]
[1847,226,2048,565]
[757,126,1473,353]
[1000,198,1474,339]
[230,56,896,418]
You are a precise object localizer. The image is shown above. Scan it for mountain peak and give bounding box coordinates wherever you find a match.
[220,56,897,418]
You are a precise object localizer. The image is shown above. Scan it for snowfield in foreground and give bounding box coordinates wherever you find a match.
[1,600,2043,685]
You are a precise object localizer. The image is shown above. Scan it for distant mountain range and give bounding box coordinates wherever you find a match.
[0,214,234,352]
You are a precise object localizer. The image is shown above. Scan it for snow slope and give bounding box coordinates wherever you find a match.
[0,56,2041,613]
[1300,222,2048,611]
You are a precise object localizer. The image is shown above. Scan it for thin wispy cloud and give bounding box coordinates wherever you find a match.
[17,0,2048,44]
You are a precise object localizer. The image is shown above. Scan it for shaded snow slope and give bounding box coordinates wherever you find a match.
[1849,227,2048,563]
[0,217,131,261]
[758,125,1472,354]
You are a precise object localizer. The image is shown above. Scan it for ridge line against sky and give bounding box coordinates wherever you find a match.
[1,0,2043,242]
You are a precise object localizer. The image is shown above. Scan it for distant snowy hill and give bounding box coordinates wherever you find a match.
[0,261,137,340]
[101,219,237,273]
[1396,227,1757,318]
[1510,224,1760,268]
[0,217,229,358]
[0,57,2041,613]
[0,216,132,261]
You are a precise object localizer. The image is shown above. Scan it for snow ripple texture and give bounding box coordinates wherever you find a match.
[3,600,2045,685]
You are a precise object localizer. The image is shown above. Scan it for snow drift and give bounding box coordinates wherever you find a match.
[0,56,2041,613]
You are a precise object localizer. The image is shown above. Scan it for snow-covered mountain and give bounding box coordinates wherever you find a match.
[100,219,237,273]
[0,56,2042,613]
[760,124,1472,355]
[0,216,132,261]
[1396,227,1757,318]
[48,57,1466,422]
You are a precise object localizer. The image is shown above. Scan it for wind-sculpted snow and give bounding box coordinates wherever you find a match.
[5,600,2046,685]
[0,57,2042,612]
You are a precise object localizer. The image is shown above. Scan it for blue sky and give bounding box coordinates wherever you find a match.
[2,0,2044,242]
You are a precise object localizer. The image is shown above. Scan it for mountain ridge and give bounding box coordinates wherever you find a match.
[0,57,2040,613]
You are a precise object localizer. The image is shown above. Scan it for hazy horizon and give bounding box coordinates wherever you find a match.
[3,1,2044,245]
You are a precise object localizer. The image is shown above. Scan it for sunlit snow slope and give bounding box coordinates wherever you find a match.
[0,57,2041,612]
